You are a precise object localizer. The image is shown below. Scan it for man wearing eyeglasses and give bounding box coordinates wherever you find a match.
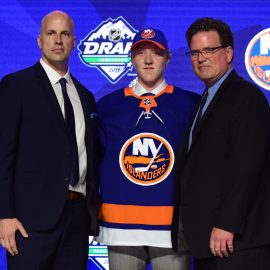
[172,17,270,270]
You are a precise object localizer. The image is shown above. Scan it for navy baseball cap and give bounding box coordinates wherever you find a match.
[130,28,169,51]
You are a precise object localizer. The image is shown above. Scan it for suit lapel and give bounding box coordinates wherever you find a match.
[33,62,66,130]
[180,92,204,148]
[71,76,94,153]
[189,70,238,151]
[71,75,91,127]
[174,102,200,173]
[72,76,95,177]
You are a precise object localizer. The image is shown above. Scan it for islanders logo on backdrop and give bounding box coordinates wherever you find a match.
[119,133,174,186]
[245,28,270,91]
[77,16,138,84]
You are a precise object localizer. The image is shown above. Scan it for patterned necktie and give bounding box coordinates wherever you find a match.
[192,89,208,143]
[59,78,79,187]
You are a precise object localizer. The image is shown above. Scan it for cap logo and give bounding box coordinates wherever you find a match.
[141,29,155,39]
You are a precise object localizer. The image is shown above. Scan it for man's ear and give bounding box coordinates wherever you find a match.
[37,35,42,49]
[226,46,233,64]
[72,36,76,49]
[166,52,171,64]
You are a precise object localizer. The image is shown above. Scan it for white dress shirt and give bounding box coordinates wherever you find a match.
[40,59,87,195]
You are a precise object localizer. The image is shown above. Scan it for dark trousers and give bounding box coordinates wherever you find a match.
[7,199,90,270]
[194,245,270,270]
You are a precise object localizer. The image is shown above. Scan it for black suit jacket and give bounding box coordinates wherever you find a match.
[172,70,270,258]
[0,62,99,235]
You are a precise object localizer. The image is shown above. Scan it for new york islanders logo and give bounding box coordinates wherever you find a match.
[119,133,174,186]
[141,29,155,39]
[77,16,138,84]
[245,28,270,91]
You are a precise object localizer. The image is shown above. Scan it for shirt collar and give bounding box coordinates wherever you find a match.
[39,58,72,86]
[207,67,233,99]
[133,80,167,96]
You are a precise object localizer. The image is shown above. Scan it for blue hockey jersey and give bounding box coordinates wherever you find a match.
[96,85,199,247]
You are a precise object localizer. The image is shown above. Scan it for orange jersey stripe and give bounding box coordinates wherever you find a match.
[100,203,173,225]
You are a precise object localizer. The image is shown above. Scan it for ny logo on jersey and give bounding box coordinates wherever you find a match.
[119,133,174,186]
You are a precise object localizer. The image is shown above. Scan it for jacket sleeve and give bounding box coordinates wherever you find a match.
[0,74,22,218]
[215,86,270,234]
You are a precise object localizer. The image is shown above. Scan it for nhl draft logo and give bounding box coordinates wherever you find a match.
[119,133,174,186]
[77,16,138,84]
[245,28,270,91]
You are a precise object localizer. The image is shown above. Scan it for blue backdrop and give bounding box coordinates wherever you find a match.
[1,1,270,269]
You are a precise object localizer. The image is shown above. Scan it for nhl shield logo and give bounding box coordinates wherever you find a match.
[109,28,121,42]
[119,133,174,186]
[245,28,270,91]
[77,16,138,84]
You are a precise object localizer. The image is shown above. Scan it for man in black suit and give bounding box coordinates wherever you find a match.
[172,17,270,270]
[0,10,99,270]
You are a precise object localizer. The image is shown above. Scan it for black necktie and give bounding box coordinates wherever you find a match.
[192,89,208,142]
[59,78,79,187]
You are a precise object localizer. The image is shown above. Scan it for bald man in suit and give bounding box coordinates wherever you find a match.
[0,10,99,270]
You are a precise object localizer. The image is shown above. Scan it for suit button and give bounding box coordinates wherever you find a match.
[64,177,69,181]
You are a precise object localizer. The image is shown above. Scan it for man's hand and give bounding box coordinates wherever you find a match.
[0,218,28,256]
[209,227,234,258]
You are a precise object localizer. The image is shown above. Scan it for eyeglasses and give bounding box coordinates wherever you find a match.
[186,46,225,59]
